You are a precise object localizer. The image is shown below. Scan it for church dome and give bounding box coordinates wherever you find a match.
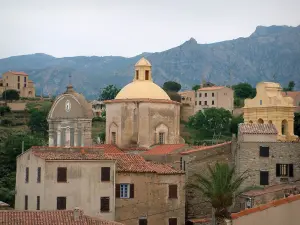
[115,57,170,100]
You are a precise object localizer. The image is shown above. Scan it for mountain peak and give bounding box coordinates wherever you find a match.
[182,37,198,45]
[250,25,293,37]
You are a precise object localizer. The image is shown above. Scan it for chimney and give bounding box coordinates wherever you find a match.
[73,207,80,221]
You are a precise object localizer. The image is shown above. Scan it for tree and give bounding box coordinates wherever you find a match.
[187,108,232,134]
[27,102,51,136]
[0,106,10,116]
[294,113,300,136]
[99,85,120,101]
[192,84,200,91]
[2,89,20,101]
[230,114,244,134]
[232,83,256,99]
[163,81,181,92]
[283,81,295,92]
[166,91,181,102]
[187,163,247,222]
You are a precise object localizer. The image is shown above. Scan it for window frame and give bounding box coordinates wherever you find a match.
[212,100,214,105]
[145,70,149,80]
[169,218,178,225]
[159,132,165,144]
[101,167,111,182]
[57,196,67,210]
[100,197,110,212]
[36,196,40,210]
[260,171,269,185]
[25,167,29,183]
[139,218,148,225]
[276,164,293,177]
[168,184,178,199]
[120,184,130,198]
[25,195,28,210]
[37,167,41,183]
[57,167,67,183]
[259,146,269,157]
[111,132,116,144]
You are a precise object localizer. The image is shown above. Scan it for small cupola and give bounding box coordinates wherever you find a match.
[134,57,152,82]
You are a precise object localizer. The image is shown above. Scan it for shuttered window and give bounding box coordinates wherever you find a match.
[100,197,110,212]
[116,184,134,198]
[25,167,29,183]
[169,185,178,199]
[37,167,41,183]
[25,195,28,210]
[276,164,294,177]
[259,146,269,157]
[101,167,110,181]
[139,218,147,225]
[36,196,40,210]
[260,171,269,185]
[57,167,67,182]
[169,218,177,225]
[57,197,66,210]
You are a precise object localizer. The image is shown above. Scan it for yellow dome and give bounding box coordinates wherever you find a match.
[135,57,151,67]
[115,80,170,100]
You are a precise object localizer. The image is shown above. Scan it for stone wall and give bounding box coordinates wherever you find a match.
[180,104,194,122]
[235,142,300,190]
[116,172,185,225]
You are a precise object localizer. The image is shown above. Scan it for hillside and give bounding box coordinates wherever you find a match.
[0,25,299,99]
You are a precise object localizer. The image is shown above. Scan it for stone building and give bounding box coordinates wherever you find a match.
[178,90,195,122]
[243,82,297,141]
[91,100,105,117]
[0,71,35,98]
[104,58,183,148]
[15,146,185,225]
[47,84,93,147]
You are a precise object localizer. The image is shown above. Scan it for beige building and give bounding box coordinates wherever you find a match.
[282,91,300,112]
[91,100,105,117]
[0,71,35,98]
[47,84,93,147]
[194,86,234,113]
[104,57,183,148]
[243,82,297,141]
[15,147,185,225]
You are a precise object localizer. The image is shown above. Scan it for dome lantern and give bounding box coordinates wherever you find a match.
[133,57,152,82]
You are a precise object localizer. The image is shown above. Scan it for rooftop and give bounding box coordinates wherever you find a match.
[181,142,232,155]
[282,91,300,99]
[7,71,28,76]
[143,144,186,155]
[239,123,278,135]
[198,86,225,91]
[31,145,123,154]
[0,209,123,225]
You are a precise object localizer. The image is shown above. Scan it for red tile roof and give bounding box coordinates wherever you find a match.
[93,144,124,153]
[30,149,183,174]
[0,209,123,225]
[8,71,28,76]
[188,218,211,224]
[242,184,296,197]
[239,123,278,135]
[180,142,231,155]
[231,194,300,220]
[143,144,186,155]
[282,91,300,99]
[121,147,148,152]
[198,86,225,91]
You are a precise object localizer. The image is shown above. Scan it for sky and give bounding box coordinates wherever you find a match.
[0,0,299,59]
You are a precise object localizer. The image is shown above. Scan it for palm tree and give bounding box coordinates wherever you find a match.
[187,162,247,224]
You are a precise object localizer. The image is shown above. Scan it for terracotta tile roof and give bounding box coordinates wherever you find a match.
[239,123,278,135]
[8,71,28,76]
[180,142,231,155]
[0,209,123,225]
[103,98,180,105]
[188,218,211,224]
[93,144,124,153]
[143,144,186,155]
[106,153,184,174]
[121,147,148,152]
[231,194,300,220]
[282,91,300,99]
[242,184,297,197]
[198,86,225,91]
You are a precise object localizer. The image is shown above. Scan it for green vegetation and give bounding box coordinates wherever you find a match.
[0,106,10,116]
[230,114,244,135]
[187,162,247,221]
[163,81,182,103]
[283,81,295,92]
[192,84,200,91]
[2,89,20,102]
[99,85,120,101]
[232,83,256,107]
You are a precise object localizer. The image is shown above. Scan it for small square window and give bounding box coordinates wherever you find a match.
[204,101,207,105]
[101,167,110,181]
[259,146,269,157]
[276,164,293,177]
[57,197,66,210]
[57,167,67,182]
[168,185,178,199]
[169,218,177,225]
[100,197,110,212]
[139,218,148,225]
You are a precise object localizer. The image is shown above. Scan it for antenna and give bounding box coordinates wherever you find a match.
[69,74,72,86]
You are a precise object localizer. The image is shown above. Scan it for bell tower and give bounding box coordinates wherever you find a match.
[133,57,152,82]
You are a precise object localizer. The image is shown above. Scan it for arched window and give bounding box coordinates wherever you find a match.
[249,120,253,124]
[268,120,272,124]
[282,120,288,135]
[258,118,264,124]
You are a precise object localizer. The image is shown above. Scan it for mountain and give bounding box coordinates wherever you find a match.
[0,25,300,99]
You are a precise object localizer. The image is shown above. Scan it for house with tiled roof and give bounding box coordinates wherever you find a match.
[15,147,185,225]
[0,208,124,225]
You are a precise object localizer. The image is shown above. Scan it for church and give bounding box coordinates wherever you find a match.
[104,57,184,148]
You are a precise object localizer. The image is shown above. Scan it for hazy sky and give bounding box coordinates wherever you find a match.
[0,0,299,59]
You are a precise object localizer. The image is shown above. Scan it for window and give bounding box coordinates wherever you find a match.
[168,185,178,199]
[145,70,149,80]
[116,184,134,198]
[195,101,197,105]
[101,167,110,181]
[259,146,269,157]
[6,83,8,86]
[18,76,20,82]
[25,167,29,183]
[276,164,293,177]
[159,132,165,144]
[169,218,177,225]
[24,83,26,88]
[36,196,40,210]
[100,197,110,212]
[212,100,214,105]
[18,83,20,89]
[24,77,26,82]
[199,93,202,97]
[57,167,67,182]
[136,70,139,80]
[180,157,186,171]
[139,218,148,225]
[180,157,182,170]
[260,171,269,185]
[212,93,214,97]
[111,132,116,144]
[37,167,41,183]
[204,101,207,105]
[199,101,201,105]
[25,195,28,210]
[260,100,262,105]
[205,93,207,97]
[57,197,66,210]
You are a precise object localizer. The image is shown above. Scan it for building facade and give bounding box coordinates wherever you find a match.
[0,71,35,98]
[243,82,297,141]
[105,58,183,148]
[91,100,105,117]
[15,147,185,225]
[282,91,300,113]
[47,84,93,147]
